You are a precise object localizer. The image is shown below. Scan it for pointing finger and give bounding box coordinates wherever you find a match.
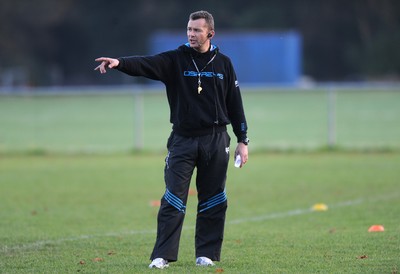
[95,57,108,62]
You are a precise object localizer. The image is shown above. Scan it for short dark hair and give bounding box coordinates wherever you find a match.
[189,10,215,31]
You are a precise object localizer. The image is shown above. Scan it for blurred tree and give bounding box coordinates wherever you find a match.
[0,0,74,85]
[0,0,399,86]
[352,0,400,78]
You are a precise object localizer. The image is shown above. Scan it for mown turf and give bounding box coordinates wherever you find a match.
[1,152,399,273]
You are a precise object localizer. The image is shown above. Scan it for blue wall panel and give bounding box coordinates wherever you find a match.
[150,31,301,85]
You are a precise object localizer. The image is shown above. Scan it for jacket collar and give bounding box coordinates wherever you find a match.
[180,43,219,57]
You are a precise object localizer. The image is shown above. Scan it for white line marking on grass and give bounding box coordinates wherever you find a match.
[1,229,156,253]
[228,198,364,225]
[1,192,398,253]
[228,192,399,225]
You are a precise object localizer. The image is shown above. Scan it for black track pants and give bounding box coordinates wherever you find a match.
[150,131,231,262]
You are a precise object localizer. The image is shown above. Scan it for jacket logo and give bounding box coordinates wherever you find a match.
[184,71,224,80]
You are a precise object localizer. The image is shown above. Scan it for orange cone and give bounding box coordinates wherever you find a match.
[149,200,161,207]
[368,225,384,232]
[188,188,197,196]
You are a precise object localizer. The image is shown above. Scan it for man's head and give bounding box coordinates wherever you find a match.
[189,10,215,31]
[187,10,215,53]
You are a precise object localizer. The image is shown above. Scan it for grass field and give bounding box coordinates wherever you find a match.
[1,87,400,153]
[1,152,399,273]
[1,87,399,272]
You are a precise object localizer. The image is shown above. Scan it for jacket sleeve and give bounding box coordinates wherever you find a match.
[225,61,248,143]
[116,51,174,84]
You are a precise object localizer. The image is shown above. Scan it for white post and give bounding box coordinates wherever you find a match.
[134,92,144,150]
[327,86,336,148]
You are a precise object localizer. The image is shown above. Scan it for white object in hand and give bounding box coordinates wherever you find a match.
[234,154,241,168]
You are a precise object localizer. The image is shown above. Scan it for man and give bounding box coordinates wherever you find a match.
[95,10,249,269]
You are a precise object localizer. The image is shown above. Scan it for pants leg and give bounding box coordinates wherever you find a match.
[150,133,197,262]
[195,131,230,261]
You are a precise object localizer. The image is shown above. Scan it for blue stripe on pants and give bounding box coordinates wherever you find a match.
[164,189,186,213]
[198,190,227,213]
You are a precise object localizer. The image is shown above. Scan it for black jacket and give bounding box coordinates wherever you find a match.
[117,43,248,142]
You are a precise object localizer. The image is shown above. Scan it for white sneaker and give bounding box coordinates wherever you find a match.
[149,258,169,269]
[196,256,215,266]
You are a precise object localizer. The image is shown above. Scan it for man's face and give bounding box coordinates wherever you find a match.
[187,18,211,53]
